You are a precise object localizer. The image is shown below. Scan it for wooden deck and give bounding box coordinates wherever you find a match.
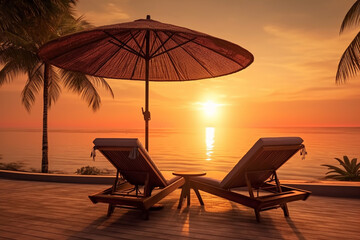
[0,179,358,240]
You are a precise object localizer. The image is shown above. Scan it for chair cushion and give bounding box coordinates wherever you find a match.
[220,137,304,189]
[93,138,168,188]
[93,138,142,148]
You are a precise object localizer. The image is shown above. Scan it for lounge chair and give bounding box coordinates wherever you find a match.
[190,137,311,222]
[88,138,184,219]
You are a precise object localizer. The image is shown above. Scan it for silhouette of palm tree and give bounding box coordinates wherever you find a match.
[337,0,360,82]
[0,1,113,172]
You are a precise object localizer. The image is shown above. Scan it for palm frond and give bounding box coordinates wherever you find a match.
[322,164,348,175]
[336,31,360,82]
[334,157,345,165]
[55,14,92,37]
[343,155,351,165]
[88,76,114,98]
[21,64,44,111]
[0,47,39,73]
[75,15,93,29]
[1,30,34,50]
[322,156,360,181]
[340,0,360,33]
[0,61,22,86]
[325,170,348,177]
[339,155,354,173]
[0,0,77,32]
[60,70,102,111]
[324,174,347,180]
[47,65,61,108]
[350,158,358,171]
[355,162,360,173]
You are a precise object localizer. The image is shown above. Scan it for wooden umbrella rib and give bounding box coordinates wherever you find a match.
[129,51,142,80]
[154,31,184,80]
[149,31,158,56]
[130,33,147,79]
[103,30,144,58]
[108,40,140,57]
[177,34,246,68]
[151,35,196,59]
[130,31,145,57]
[149,32,175,58]
[166,32,214,77]
[94,31,142,75]
[104,30,140,55]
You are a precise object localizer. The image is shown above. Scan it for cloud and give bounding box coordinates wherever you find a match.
[267,82,360,101]
[78,2,130,26]
[262,24,356,62]
[237,25,359,101]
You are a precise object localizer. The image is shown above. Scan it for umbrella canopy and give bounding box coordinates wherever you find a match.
[38,15,254,150]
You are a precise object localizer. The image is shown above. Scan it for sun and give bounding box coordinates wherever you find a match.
[202,101,218,117]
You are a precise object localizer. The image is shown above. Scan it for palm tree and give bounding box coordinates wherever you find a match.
[0,1,113,173]
[336,0,360,82]
[322,156,360,181]
[0,0,76,32]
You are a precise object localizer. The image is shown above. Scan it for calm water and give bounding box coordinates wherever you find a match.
[0,127,359,180]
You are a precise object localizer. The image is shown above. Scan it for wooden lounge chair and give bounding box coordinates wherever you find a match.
[88,138,184,219]
[190,137,311,222]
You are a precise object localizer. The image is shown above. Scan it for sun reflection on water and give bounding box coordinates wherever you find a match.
[205,127,215,161]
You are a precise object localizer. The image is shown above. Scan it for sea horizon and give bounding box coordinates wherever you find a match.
[1,126,359,181]
[1,125,360,133]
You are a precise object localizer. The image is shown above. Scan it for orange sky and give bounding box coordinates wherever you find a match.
[1,0,360,130]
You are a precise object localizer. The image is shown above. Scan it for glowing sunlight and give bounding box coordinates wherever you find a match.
[205,127,215,161]
[202,101,219,118]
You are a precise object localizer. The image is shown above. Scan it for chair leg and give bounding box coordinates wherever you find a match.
[281,203,289,217]
[193,188,204,206]
[107,204,115,217]
[186,186,191,206]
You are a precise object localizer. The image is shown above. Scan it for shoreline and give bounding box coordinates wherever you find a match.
[1,169,359,198]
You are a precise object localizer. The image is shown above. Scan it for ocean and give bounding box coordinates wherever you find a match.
[0,127,359,180]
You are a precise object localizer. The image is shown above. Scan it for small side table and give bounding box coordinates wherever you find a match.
[173,171,206,209]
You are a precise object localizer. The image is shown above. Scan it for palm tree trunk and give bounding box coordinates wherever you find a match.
[41,63,49,173]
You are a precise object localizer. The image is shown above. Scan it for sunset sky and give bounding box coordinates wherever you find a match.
[1,0,360,130]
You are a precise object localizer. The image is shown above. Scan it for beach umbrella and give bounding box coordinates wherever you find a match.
[38,15,253,151]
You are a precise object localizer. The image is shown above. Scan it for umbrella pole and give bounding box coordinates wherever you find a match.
[144,67,149,151]
[144,27,150,151]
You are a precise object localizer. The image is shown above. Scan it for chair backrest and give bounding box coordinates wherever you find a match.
[220,137,304,189]
[93,138,168,188]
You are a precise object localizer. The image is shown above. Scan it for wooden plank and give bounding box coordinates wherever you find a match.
[143,177,184,209]
[191,179,261,209]
[88,177,184,216]
[0,179,359,240]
